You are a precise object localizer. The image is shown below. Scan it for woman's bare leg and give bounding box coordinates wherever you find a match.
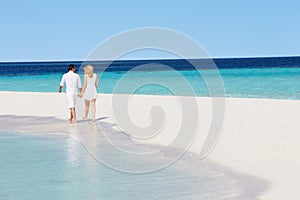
[73,108,77,124]
[91,99,96,122]
[84,100,90,120]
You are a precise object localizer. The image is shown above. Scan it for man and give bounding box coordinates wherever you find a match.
[59,64,82,124]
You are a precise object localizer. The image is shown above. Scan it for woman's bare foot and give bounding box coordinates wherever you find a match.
[68,118,72,124]
[83,117,87,121]
[92,118,96,123]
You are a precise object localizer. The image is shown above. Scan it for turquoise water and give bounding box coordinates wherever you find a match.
[0,130,261,200]
[1,67,300,99]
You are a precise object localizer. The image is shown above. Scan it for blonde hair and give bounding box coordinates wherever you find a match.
[84,65,94,77]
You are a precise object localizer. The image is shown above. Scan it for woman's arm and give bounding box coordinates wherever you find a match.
[95,74,99,88]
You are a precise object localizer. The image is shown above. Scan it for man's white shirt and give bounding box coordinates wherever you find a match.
[60,71,82,94]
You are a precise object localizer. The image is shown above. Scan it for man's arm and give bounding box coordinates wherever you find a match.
[59,74,65,93]
[78,74,83,97]
[81,75,87,93]
[58,85,63,93]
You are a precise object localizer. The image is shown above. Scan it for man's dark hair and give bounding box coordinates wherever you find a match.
[68,64,75,71]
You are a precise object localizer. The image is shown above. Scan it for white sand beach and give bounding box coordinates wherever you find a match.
[1,91,300,199]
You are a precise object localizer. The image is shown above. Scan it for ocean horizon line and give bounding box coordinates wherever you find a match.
[0,55,300,64]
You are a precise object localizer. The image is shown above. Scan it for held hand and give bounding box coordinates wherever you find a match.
[78,93,83,98]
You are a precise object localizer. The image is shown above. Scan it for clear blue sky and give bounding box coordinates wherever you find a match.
[0,0,300,61]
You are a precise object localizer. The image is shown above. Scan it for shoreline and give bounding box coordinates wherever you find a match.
[1,91,300,199]
[2,90,300,101]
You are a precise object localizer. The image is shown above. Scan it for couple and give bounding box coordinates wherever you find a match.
[59,64,98,124]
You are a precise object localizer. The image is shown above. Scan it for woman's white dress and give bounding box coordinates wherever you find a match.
[84,73,97,100]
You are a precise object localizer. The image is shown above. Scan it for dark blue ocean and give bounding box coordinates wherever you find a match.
[0,56,300,99]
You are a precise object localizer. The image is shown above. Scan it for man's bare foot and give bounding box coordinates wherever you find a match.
[83,117,87,121]
[92,118,96,123]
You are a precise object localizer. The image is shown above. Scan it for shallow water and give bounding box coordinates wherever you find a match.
[1,67,300,100]
[0,126,266,200]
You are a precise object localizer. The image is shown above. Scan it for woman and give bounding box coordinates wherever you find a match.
[80,65,98,122]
